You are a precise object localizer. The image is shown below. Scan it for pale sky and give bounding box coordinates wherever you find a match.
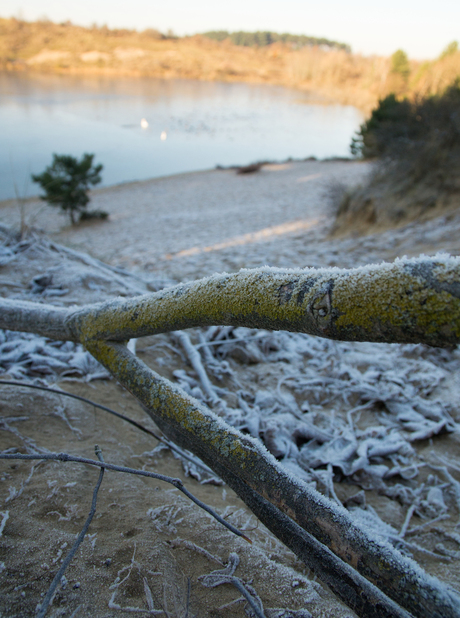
[2,0,459,60]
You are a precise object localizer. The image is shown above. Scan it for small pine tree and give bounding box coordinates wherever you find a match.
[390,49,410,80]
[32,153,104,225]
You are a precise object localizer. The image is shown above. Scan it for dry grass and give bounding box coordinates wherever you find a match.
[330,170,460,238]
[2,17,459,112]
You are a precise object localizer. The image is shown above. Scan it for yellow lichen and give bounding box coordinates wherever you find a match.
[333,265,460,341]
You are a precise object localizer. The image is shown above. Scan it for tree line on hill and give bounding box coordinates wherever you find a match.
[201,30,351,52]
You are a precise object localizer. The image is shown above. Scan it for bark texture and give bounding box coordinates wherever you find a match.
[72,257,460,347]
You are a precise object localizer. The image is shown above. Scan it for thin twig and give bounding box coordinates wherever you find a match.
[0,379,212,473]
[0,379,159,438]
[0,510,9,536]
[168,539,224,565]
[405,514,450,536]
[185,577,191,618]
[36,445,105,618]
[173,331,221,404]
[199,553,265,618]
[0,451,249,542]
[68,605,82,618]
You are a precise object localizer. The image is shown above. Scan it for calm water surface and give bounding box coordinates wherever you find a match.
[0,73,364,200]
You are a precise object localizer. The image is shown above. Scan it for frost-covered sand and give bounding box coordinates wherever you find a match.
[1,159,460,617]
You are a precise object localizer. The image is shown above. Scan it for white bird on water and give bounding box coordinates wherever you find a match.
[140,118,149,129]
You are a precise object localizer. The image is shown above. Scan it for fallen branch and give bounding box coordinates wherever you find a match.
[90,340,442,618]
[216,465,413,618]
[1,256,459,348]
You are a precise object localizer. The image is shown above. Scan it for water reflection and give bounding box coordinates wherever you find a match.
[0,73,364,200]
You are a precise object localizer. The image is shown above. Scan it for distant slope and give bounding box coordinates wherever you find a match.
[1,18,459,112]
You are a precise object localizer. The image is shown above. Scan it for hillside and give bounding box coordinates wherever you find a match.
[2,18,459,111]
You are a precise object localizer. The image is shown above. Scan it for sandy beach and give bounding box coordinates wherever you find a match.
[1,159,460,617]
[4,158,460,280]
[1,159,370,276]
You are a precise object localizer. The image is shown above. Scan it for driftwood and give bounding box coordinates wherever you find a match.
[1,255,460,617]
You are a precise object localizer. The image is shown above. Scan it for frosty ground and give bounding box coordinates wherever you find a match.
[0,159,460,617]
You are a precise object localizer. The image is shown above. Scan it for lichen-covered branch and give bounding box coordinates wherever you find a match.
[0,298,73,340]
[0,256,459,348]
[206,461,413,618]
[86,340,460,618]
[71,255,460,348]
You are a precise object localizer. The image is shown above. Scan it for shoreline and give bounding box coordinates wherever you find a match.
[0,156,356,207]
[3,15,460,124]
[0,158,384,283]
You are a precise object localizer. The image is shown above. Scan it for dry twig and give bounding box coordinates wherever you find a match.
[0,379,212,473]
[36,445,105,618]
[0,450,249,542]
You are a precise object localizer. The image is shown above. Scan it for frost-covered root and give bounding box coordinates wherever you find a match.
[0,330,108,381]
[87,340,460,618]
[173,330,222,405]
[197,326,459,502]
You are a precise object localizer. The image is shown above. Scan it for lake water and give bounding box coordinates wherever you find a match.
[0,73,364,201]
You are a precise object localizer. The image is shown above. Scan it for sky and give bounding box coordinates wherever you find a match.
[2,0,459,60]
